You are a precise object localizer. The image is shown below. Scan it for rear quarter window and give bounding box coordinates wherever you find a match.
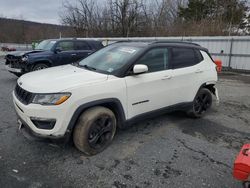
[171,47,203,69]
[194,49,204,62]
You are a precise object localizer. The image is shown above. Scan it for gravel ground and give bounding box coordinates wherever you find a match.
[0,58,250,188]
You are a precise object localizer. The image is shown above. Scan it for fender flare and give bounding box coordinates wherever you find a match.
[194,82,216,100]
[66,98,127,133]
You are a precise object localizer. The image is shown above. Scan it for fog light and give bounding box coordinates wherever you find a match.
[30,117,56,130]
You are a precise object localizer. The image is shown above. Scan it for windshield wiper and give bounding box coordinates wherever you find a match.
[81,64,97,71]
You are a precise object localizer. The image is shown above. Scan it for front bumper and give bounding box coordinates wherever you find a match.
[17,115,70,142]
[6,65,22,73]
[13,92,73,139]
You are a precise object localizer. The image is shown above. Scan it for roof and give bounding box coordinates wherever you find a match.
[112,41,208,51]
[44,38,101,42]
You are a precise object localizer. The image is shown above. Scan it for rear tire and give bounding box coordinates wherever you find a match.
[32,63,49,71]
[187,88,212,118]
[73,107,117,155]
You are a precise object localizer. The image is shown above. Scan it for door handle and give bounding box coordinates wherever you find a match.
[162,75,172,80]
[195,69,203,73]
[71,54,77,56]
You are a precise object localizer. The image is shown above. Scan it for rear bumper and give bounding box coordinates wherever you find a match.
[214,87,220,105]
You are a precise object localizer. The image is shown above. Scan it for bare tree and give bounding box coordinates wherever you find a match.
[61,0,101,37]
[60,0,249,37]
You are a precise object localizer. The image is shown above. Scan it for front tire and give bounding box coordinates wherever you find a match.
[73,107,117,155]
[32,63,49,71]
[187,88,213,118]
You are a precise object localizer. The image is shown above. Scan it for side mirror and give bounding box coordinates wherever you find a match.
[54,47,62,53]
[133,64,148,74]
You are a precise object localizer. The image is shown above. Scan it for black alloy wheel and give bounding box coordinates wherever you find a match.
[73,106,117,155]
[193,92,212,115]
[32,63,49,71]
[187,88,213,118]
[88,115,114,149]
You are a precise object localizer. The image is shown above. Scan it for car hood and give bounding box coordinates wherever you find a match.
[6,50,46,57]
[18,65,108,93]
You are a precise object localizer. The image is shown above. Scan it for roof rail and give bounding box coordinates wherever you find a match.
[109,39,200,46]
[112,40,151,43]
[152,40,201,46]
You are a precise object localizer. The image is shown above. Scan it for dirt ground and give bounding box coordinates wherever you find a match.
[0,58,250,188]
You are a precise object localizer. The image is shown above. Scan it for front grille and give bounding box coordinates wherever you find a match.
[9,61,22,68]
[5,55,22,68]
[15,84,33,105]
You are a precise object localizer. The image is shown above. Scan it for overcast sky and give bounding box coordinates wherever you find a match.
[0,0,66,24]
[0,0,249,25]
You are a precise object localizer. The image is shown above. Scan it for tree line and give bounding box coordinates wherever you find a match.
[0,0,249,44]
[61,0,250,37]
[0,18,76,43]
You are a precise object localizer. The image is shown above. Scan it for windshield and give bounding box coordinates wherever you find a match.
[35,40,56,50]
[78,45,141,74]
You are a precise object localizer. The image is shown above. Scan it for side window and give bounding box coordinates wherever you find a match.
[194,49,204,62]
[171,48,198,69]
[57,41,74,51]
[75,41,90,50]
[136,48,169,73]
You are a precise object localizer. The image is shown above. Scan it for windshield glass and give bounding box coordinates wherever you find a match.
[78,45,141,74]
[35,40,56,50]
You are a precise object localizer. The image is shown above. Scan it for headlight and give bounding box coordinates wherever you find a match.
[21,56,28,62]
[32,93,71,105]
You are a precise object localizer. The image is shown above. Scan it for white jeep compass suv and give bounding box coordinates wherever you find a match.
[13,41,219,155]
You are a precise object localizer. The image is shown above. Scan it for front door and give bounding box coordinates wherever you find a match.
[125,47,175,119]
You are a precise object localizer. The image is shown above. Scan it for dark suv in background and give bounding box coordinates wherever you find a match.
[5,38,104,76]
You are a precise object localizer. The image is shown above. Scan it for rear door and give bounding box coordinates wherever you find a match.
[74,41,93,61]
[169,47,205,103]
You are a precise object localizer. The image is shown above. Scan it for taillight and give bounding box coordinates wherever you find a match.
[214,59,222,72]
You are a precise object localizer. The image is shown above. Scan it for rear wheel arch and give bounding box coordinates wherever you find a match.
[203,83,216,96]
[195,83,216,98]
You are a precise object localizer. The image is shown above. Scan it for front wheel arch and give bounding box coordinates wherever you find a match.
[29,60,52,71]
[67,99,126,135]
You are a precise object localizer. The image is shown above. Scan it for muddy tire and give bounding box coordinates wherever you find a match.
[32,63,49,71]
[73,106,117,155]
[187,88,212,118]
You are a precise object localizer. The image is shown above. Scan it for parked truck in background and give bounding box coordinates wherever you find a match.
[5,38,104,76]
